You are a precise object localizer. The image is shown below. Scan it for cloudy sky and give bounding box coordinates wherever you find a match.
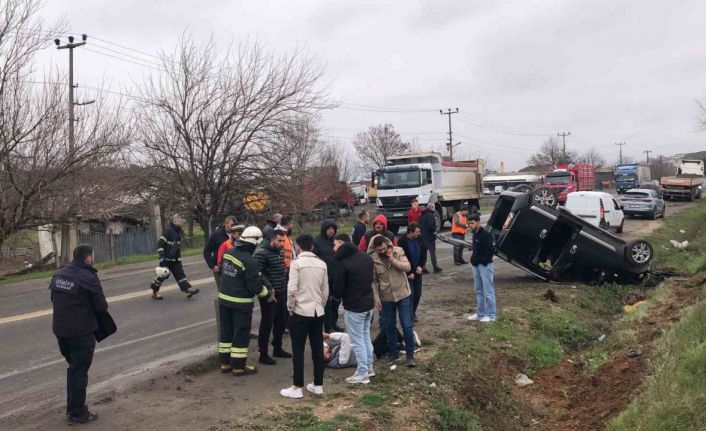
[39,0,706,170]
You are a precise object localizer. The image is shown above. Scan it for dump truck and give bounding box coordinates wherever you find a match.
[374,152,483,231]
[660,159,704,201]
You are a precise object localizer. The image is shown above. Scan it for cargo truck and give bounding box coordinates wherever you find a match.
[518,163,595,209]
[374,152,483,231]
[660,159,704,201]
[616,164,651,194]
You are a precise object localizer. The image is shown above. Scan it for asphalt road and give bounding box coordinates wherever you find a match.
[0,224,481,423]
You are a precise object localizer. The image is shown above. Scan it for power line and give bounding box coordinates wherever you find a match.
[440,108,459,161]
[83,47,166,72]
[88,42,164,68]
[88,35,162,60]
[457,113,550,137]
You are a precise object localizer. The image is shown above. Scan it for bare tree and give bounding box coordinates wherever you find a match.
[353,123,411,173]
[698,99,706,130]
[577,147,606,167]
[136,33,329,234]
[0,0,132,251]
[526,137,577,168]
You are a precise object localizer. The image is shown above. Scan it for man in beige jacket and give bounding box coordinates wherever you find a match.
[281,234,329,399]
[368,234,416,367]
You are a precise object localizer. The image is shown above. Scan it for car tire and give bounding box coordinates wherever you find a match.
[616,219,624,234]
[625,239,653,266]
[530,187,558,209]
[649,209,656,220]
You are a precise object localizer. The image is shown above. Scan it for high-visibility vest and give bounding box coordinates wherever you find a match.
[451,213,468,235]
[282,234,295,268]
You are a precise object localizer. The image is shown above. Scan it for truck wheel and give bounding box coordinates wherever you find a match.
[510,184,532,193]
[531,187,558,209]
[625,239,653,266]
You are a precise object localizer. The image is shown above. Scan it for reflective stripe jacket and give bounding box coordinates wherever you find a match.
[157,223,183,261]
[219,246,270,309]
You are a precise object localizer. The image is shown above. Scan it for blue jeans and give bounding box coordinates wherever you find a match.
[344,310,375,377]
[381,296,415,358]
[472,263,496,319]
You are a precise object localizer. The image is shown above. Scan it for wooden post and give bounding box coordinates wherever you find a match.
[108,229,116,262]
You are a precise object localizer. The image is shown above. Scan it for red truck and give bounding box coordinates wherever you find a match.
[528,163,595,208]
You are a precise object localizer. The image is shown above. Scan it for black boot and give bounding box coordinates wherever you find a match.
[259,353,276,365]
[273,348,292,359]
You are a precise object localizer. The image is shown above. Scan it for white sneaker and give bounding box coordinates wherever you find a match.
[280,386,303,399]
[345,374,370,385]
[306,383,324,395]
[367,368,375,377]
[479,316,496,323]
[467,313,480,321]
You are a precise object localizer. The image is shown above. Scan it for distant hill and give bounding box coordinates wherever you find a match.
[683,151,706,160]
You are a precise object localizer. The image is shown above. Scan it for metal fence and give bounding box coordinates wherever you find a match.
[79,227,158,264]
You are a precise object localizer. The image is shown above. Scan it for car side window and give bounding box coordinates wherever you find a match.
[613,199,620,210]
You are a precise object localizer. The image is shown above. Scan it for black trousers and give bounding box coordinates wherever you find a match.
[410,275,423,315]
[57,334,96,417]
[151,261,192,292]
[290,313,325,387]
[423,239,439,269]
[218,304,253,369]
[258,290,287,354]
[452,233,465,263]
[324,297,341,332]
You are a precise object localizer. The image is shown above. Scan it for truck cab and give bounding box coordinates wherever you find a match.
[375,152,483,230]
[616,164,651,194]
[543,164,595,204]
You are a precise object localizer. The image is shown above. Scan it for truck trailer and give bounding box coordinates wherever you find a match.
[374,152,483,231]
[616,164,651,194]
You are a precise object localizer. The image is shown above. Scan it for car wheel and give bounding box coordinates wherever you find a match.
[649,208,656,220]
[531,187,558,209]
[625,239,653,266]
[616,219,624,234]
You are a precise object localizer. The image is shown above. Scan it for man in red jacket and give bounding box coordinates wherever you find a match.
[408,199,423,224]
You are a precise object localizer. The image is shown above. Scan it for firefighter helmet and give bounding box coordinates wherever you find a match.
[239,226,263,246]
[155,267,170,278]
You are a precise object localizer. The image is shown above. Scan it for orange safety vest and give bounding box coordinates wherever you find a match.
[282,234,295,268]
[451,213,468,235]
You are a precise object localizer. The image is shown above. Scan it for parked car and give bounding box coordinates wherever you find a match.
[483,187,493,195]
[494,185,504,194]
[439,191,653,285]
[619,189,665,220]
[564,191,624,233]
[638,180,663,197]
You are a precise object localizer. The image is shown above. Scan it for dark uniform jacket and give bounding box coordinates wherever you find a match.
[352,221,366,247]
[332,242,375,313]
[203,226,230,269]
[219,245,270,309]
[253,241,287,292]
[313,219,338,288]
[471,227,494,266]
[158,222,183,261]
[397,235,428,275]
[49,261,109,338]
[419,208,438,243]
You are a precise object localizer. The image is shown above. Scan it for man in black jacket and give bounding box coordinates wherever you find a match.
[50,244,108,425]
[397,223,427,322]
[419,203,442,273]
[351,210,369,246]
[313,219,343,332]
[332,234,377,383]
[467,214,497,323]
[203,215,238,286]
[150,213,200,300]
[254,229,291,364]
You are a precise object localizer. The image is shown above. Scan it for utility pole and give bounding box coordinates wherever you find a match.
[615,141,626,164]
[644,150,652,165]
[557,131,571,159]
[440,108,459,161]
[55,34,91,265]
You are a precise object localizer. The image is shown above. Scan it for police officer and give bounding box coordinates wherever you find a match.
[150,213,200,300]
[50,244,108,425]
[218,226,275,376]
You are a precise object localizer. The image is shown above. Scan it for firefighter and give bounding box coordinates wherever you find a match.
[150,213,200,300]
[218,226,275,376]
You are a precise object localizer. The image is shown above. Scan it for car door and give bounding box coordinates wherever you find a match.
[496,205,557,276]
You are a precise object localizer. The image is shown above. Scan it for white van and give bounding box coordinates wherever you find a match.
[565,191,624,233]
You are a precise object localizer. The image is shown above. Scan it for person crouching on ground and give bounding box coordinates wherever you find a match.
[467,214,497,323]
[368,235,417,367]
[280,234,329,399]
[332,233,377,384]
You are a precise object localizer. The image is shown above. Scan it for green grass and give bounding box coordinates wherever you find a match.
[527,306,594,349]
[521,335,564,373]
[608,301,706,431]
[647,199,706,273]
[279,408,363,431]
[359,388,392,407]
[435,403,481,431]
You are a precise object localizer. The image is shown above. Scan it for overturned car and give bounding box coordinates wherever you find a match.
[440,191,653,285]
